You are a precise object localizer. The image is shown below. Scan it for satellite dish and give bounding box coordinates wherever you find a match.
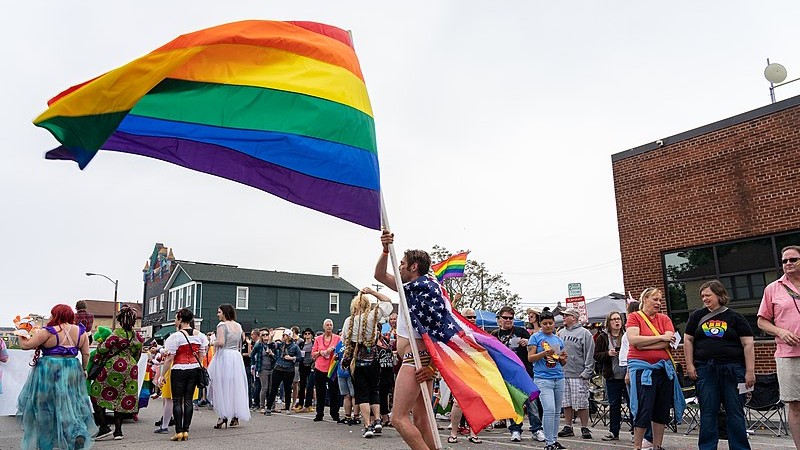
[765,63,788,84]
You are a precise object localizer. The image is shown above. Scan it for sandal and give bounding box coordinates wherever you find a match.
[447,436,458,444]
[468,436,483,444]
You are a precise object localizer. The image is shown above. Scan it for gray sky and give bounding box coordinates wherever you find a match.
[3,1,800,327]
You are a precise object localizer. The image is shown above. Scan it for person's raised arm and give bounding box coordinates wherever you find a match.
[19,328,50,350]
[374,231,397,291]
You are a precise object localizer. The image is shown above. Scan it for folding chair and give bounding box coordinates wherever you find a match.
[682,394,700,435]
[745,373,787,437]
[590,397,610,427]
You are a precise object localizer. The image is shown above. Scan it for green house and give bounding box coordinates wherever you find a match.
[159,261,358,335]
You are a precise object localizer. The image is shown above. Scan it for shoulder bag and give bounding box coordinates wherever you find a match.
[180,330,210,388]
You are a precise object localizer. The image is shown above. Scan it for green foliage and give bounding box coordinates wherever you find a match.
[430,245,521,314]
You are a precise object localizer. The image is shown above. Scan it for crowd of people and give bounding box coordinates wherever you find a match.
[8,243,800,450]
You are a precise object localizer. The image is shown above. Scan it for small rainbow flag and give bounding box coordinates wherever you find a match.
[431,252,469,281]
[34,20,380,230]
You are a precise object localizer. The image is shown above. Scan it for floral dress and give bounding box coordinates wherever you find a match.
[89,328,144,412]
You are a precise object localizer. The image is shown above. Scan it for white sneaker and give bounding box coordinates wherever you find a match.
[533,430,546,442]
[511,431,521,442]
[642,438,654,449]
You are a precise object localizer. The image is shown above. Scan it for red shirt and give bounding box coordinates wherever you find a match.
[626,312,674,364]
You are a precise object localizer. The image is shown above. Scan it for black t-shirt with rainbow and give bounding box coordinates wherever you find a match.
[685,307,753,364]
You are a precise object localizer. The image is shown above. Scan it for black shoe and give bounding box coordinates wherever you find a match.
[154,427,169,434]
[154,419,162,427]
[557,426,574,437]
[94,426,113,440]
[553,442,567,450]
[113,430,123,440]
[581,427,592,439]
[313,416,323,422]
[372,420,382,434]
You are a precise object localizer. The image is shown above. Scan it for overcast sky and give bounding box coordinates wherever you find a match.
[3,1,800,327]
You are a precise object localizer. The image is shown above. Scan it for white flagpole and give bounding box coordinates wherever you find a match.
[380,193,442,450]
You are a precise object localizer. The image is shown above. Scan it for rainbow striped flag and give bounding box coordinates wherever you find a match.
[34,20,380,230]
[431,252,469,281]
[405,276,539,432]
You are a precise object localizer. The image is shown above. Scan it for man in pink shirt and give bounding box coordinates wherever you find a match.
[757,244,800,449]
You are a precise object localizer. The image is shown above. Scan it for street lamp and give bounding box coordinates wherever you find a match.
[86,272,119,330]
[764,59,800,103]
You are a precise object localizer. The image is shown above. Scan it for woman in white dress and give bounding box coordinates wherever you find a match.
[207,303,251,428]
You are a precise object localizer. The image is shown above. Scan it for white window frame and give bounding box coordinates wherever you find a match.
[329,293,339,314]
[236,286,249,310]
[159,293,165,311]
[148,297,156,314]
[178,289,184,308]
[185,285,192,307]
[169,291,176,311]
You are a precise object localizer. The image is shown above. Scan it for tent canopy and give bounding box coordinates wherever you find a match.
[585,293,628,324]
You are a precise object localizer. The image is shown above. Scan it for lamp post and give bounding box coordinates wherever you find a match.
[86,272,118,330]
[765,59,800,103]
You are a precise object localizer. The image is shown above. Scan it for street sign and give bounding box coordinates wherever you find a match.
[565,296,588,324]
[568,282,582,297]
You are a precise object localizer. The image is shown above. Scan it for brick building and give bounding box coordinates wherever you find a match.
[612,95,800,372]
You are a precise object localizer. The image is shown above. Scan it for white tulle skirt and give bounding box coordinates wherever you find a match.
[207,348,251,421]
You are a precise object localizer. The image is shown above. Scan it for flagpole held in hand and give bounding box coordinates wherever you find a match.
[380,194,442,450]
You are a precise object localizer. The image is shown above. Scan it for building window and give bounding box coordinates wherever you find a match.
[149,297,157,314]
[236,286,249,310]
[170,291,176,311]
[159,293,165,310]
[662,229,799,339]
[178,289,184,309]
[185,286,193,307]
[329,293,339,314]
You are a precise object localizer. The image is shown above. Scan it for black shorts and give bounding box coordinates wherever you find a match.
[633,367,674,427]
[351,360,380,405]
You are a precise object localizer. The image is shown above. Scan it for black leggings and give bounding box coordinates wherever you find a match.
[267,369,294,410]
[171,368,199,433]
[314,368,340,420]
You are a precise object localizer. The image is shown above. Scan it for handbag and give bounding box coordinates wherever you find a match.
[87,333,127,381]
[180,330,210,388]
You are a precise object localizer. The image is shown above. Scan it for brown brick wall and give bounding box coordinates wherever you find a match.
[612,102,800,370]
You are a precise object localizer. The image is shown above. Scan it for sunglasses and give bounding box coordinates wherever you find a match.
[782,257,800,264]
[498,316,514,320]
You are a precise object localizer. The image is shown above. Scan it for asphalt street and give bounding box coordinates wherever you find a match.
[0,401,795,450]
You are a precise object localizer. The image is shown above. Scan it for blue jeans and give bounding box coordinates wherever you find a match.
[605,378,627,436]
[527,398,543,433]
[536,377,564,445]
[695,360,751,450]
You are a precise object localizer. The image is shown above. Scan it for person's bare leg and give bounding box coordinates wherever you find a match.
[450,403,463,437]
[563,406,574,428]
[788,401,800,449]
[633,426,646,449]
[343,395,352,419]
[651,422,665,448]
[413,383,436,450]
[577,408,589,427]
[393,366,434,450]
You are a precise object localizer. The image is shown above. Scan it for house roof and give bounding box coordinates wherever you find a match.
[80,300,142,318]
[170,262,359,292]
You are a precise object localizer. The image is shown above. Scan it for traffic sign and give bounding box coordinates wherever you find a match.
[568,283,582,297]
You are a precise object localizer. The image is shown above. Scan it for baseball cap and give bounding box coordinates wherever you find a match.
[562,308,581,318]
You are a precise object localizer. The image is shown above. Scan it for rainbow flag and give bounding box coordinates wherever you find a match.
[431,252,469,281]
[405,276,539,432]
[34,20,380,230]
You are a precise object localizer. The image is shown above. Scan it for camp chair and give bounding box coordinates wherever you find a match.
[745,373,787,437]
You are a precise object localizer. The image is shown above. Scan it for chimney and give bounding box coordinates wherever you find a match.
[332,264,340,278]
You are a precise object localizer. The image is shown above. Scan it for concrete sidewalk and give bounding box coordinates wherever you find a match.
[0,402,795,449]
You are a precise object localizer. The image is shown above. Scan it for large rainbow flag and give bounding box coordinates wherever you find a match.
[431,252,468,281]
[405,276,539,431]
[34,20,380,230]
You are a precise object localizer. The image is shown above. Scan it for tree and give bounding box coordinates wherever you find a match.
[430,245,521,314]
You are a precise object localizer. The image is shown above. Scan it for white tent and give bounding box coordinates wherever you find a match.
[585,293,628,323]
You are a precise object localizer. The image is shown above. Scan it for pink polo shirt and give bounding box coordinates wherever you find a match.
[757,275,800,358]
[312,333,340,373]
